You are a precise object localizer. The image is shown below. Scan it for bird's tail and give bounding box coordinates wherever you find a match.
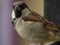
[45,22,60,32]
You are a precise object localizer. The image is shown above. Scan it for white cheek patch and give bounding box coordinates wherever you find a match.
[12,10,16,19]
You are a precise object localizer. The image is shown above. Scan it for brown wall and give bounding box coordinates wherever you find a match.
[24,0,44,16]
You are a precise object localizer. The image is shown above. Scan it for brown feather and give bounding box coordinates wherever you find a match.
[22,11,60,32]
[22,11,48,23]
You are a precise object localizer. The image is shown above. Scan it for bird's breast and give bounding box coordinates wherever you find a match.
[15,18,54,42]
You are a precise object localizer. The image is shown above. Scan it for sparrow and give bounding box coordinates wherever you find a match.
[12,1,60,45]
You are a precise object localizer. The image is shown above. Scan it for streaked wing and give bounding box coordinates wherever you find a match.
[22,11,48,23]
[22,11,60,32]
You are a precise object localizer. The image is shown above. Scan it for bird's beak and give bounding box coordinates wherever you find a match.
[11,10,15,19]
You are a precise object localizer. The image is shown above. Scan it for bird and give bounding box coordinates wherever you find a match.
[12,1,60,45]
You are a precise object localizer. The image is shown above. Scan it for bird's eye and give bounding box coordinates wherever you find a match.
[15,5,21,11]
[17,6,21,10]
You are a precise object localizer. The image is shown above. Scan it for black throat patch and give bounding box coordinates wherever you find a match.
[15,3,28,18]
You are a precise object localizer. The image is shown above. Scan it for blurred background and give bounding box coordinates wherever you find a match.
[0,0,60,45]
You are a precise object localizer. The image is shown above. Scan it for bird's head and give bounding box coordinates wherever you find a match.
[12,1,30,20]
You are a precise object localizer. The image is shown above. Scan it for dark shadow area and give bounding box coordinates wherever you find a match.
[44,0,60,26]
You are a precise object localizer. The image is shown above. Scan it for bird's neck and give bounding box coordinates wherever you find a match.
[21,8,31,17]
